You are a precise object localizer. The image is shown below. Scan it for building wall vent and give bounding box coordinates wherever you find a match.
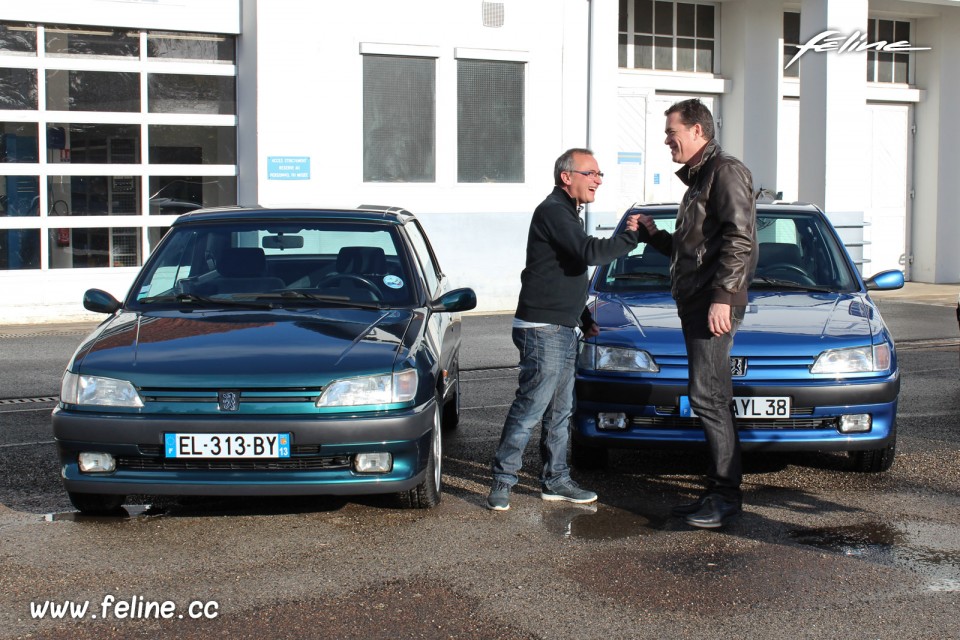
[482,1,505,28]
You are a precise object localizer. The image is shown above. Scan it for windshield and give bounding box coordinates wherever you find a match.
[128,219,418,309]
[595,209,860,294]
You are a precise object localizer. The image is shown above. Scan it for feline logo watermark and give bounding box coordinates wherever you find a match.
[786,30,931,69]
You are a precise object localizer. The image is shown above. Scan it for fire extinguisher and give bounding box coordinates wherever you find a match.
[50,200,70,247]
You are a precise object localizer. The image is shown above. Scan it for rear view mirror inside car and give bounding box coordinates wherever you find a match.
[262,234,304,250]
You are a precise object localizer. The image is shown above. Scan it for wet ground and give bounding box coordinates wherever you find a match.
[2,302,960,639]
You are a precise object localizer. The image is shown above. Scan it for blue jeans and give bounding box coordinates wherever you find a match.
[492,325,578,490]
[681,307,744,501]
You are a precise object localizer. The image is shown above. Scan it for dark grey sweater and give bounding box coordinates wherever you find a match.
[515,187,639,327]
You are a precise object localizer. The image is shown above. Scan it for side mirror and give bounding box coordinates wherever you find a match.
[864,270,905,291]
[83,289,122,314]
[430,288,477,313]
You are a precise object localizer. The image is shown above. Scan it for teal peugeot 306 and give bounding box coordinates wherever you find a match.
[52,206,476,514]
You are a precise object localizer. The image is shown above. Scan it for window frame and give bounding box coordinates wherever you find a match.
[0,21,238,273]
[360,45,439,184]
[866,17,914,85]
[618,0,718,73]
[455,56,526,184]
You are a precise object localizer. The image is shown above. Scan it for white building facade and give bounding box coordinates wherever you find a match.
[1,0,958,323]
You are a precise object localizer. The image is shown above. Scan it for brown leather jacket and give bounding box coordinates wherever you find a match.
[646,139,758,317]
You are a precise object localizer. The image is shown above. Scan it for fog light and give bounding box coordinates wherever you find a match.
[78,452,116,473]
[597,412,628,431]
[354,452,393,473]
[839,414,871,433]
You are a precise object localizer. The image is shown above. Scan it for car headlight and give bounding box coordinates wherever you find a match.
[60,371,144,408]
[316,370,418,408]
[810,344,891,374]
[579,343,659,372]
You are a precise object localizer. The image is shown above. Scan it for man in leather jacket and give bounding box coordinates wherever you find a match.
[638,99,758,529]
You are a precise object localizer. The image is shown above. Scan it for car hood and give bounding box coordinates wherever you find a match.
[70,308,420,387]
[591,291,890,356]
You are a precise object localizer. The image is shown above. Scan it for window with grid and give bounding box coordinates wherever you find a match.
[362,55,436,183]
[0,21,238,272]
[783,11,800,78]
[457,59,524,183]
[866,18,911,84]
[618,0,716,72]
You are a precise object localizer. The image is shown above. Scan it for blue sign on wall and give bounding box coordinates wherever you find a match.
[617,151,643,164]
[268,156,310,180]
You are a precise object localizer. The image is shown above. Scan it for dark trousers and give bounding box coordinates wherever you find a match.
[680,307,744,501]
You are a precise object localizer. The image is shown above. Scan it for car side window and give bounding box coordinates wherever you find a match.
[405,221,441,295]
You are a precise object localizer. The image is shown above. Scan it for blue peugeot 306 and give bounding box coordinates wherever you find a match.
[52,206,476,514]
[573,203,904,473]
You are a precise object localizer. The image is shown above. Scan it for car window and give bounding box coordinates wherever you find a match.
[130,220,416,307]
[405,221,441,295]
[595,209,859,293]
[596,213,676,292]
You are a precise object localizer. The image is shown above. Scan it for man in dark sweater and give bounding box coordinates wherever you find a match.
[487,148,640,511]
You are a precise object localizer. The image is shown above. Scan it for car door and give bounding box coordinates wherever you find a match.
[403,220,461,390]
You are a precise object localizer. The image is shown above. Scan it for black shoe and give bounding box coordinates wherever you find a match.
[684,496,742,529]
[671,494,710,517]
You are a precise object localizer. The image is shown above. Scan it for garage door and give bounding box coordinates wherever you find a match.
[776,99,910,278]
[864,102,911,277]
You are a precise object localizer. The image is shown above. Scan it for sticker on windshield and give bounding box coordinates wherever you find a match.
[383,275,404,289]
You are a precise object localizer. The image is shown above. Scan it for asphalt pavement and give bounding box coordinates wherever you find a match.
[1,282,959,640]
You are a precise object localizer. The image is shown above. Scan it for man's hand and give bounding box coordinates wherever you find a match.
[624,214,640,232]
[582,321,600,338]
[707,302,732,336]
[636,214,658,236]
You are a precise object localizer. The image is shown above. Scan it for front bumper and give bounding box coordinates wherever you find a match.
[52,401,436,496]
[574,374,899,452]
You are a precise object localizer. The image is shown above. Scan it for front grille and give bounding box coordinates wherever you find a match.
[653,405,815,417]
[116,454,351,472]
[632,415,835,430]
[138,387,322,405]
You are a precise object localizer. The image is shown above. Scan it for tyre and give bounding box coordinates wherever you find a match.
[68,492,126,515]
[571,438,609,470]
[397,395,443,509]
[441,361,460,430]
[850,422,897,473]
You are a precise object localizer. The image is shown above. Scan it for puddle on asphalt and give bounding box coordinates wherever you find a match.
[541,503,666,541]
[788,521,960,592]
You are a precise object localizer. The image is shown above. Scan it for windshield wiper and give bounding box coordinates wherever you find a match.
[610,272,671,282]
[752,276,835,293]
[139,292,278,309]
[269,290,383,310]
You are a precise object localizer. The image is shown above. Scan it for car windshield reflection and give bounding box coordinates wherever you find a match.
[596,210,860,294]
[131,220,416,309]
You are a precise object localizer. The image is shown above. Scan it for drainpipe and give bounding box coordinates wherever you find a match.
[584,0,596,234]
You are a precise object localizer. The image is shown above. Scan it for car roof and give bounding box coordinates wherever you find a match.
[170,204,417,227]
[627,202,824,215]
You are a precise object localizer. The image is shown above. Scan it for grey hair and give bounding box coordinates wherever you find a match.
[554,148,594,186]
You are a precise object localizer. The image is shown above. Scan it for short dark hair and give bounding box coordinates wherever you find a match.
[665,99,715,140]
[554,148,593,186]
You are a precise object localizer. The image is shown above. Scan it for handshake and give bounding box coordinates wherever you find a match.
[622,213,658,238]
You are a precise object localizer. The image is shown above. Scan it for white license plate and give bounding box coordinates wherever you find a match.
[680,396,791,419]
[164,433,291,459]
